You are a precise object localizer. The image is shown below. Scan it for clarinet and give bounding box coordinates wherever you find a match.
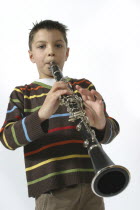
[49,61,130,198]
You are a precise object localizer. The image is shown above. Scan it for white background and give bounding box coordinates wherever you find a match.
[0,0,139,209]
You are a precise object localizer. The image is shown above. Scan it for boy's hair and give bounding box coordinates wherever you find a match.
[29,20,68,50]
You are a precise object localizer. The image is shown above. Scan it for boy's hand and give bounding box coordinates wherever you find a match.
[76,85,106,130]
[38,81,72,122]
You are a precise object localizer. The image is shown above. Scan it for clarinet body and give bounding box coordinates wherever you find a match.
[49,62,130,197]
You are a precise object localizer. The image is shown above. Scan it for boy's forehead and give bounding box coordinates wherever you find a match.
[33,29,65,42]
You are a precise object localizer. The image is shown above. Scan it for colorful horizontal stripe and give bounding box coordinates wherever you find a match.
[48,126,76,133]
[24,140,84,157]
[33,81,52,89]
[24,93,47,99]
[20,86,43,91]
[71,79,91,86]
[50,113,70,119]
[24,106,41,113]
[10,99,22,103]
[14,88,23,93]
[28,168,94,185]
[26,154,90,172]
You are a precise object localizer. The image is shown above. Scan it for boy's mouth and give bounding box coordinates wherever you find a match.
[46,60,56,64]
[46,61,58,69]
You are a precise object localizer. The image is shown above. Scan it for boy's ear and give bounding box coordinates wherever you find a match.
[65,48,70,61]
[28,50,35,63]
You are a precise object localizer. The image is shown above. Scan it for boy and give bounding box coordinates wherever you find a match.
[0,20,119,210]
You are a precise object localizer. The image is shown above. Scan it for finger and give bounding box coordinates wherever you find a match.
[87,95,95,101]
[81,92,91,102]
[82,94,88,101]
[83,89,96,102]
[75,85,88,94]
[53,89,72,101]
[76,85,95,101]
[98,99,104,108]
[91,89,103,100]
[52,81,72,93]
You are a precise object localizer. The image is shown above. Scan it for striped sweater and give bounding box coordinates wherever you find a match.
[0,78,119,198]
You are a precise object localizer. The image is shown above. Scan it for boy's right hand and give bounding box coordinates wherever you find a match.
[38,81,72,122]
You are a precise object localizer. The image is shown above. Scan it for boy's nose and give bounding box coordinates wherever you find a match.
[48,52,55,56]
[47,46,55,57]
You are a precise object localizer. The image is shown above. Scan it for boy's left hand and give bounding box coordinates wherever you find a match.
[76,85,106,130]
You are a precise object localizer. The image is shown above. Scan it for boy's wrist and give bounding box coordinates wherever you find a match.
[90,118,106,130]
[38,109,50,122]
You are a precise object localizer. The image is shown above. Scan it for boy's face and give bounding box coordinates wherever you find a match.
[29,29,69,78]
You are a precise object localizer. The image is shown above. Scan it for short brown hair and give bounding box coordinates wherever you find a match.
[29,20,69,50]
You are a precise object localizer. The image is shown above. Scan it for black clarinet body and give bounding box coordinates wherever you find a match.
[49,62,130,197]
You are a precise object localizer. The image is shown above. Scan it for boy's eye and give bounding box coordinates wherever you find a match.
[56,44,63,48]
[38,45,46,49]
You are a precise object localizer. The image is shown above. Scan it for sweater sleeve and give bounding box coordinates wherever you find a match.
[0,88,48,150]
[96,97,120,144]
[92,117,120,144]
[82,79,120,144]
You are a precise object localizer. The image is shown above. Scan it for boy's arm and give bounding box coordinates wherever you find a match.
[75,83,120,144]
[0,81,72,150]
[0,88,48,150]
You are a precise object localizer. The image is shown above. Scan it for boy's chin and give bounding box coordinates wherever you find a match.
[45,72,54,78]
[38,71,54,79]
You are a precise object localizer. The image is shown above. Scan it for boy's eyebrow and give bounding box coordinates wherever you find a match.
[36,40,64,44]
[56,40,64,42]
